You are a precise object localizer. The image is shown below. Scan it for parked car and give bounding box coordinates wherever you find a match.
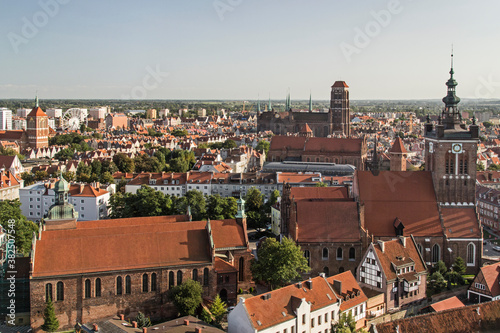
[492,245,500,252]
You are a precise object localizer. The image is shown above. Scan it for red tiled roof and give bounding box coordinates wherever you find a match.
[304,137,363,154]
[429,296,465,312]
[375,299,500,333]
[327,271,367,312]
[390,137,407,154]
[332,81,349,88]
[479,262,500,297]
[290,186,348,200]
[214,257,238,273]
[297,200,360,242]
[27,106,48,118]
[299,123,313,133]
[356,171,442,237]
[269,136,306,151]
[243,276,338,331]
[441,207,481,238]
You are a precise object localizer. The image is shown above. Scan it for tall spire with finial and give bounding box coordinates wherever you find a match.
[441,46,461,129]
[309,91,312,112]
[268,94,272,112]
[35,94,39,108]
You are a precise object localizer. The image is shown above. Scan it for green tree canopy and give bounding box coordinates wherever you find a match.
[256,140,270,156]
[452,256,466,275]
[113,153,135,173]
[209,295,227,325]
[54,147,74,161]
[168,279,203,316]
[0,199,38,256]
[41,298,59,332]
[250,237,310,289]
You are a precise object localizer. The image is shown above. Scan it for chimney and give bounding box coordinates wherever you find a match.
[195,328,202,333]
[80,183,85,194]
[399,236,406,247]
[378,240,385,252]
[307,279,313,290]
[119,314,125,321]
[333,280,342,294]
[142,328,147,333]
[92,324,98,332]
[132,321,138,328]
[184,319,189,326]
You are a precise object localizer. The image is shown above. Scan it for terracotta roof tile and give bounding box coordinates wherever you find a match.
[441,207,481,238]
[429,296,465,312]
[389,137,408,154]
[327,271,367,312]
[478,262,500,297]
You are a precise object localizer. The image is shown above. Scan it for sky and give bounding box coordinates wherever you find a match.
[1,0,500,101]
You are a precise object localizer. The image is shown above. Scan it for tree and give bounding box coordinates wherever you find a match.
[185,190,206,221]
[34,170,49,181]
[222,196,238,219]
[245,187,267,229]
[489,163,500,171]
[100,171,115,184]
[209,295,227,325]
[0,199,38,256]
[54,148,74,161]
[256,140,270,156]
[251,237,310,289]
[433,260,447,275]
[315,182,328,187]
[135,312,151,328]
[21,171,35,186]
[222,139,237,149]
[206,194,225,220]
[452,256,466,275]
[41,298,59,332]
[113,153,135,173]
[332,312,356,333]
[477,163,485,171]
[168,279,203,316]
[483,121,493,128]
[428,271,446,294]
[171,129,188,137]
[63,171,76,182]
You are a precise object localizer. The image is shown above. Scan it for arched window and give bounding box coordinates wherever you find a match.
[304,250,310,266]
[336,247,343,260]
[322,248,329,260]
[239,257,245,282]
[432,244,440,263]
[339,267,345,273]
[349,247,356,260]
[84,279,91,298]
[56,281,64,301]
[169,271,175,289]
[192,269,198,282]
[467,243,475,266]
[177,270,183,286]
[151,273,157,292]
[95,278,101,297]
[417,244,423,256]
[142,274,149,292]
[116,276,123,295]
[203,268,209,286]
[46,283,53,302]
[323,267,330,277]
[125,275,131,294]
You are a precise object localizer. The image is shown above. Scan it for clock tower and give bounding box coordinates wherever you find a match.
[424,54,479,205]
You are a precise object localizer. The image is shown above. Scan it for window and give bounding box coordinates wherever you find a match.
[151,273,157,292]
[322,247,329,260]
[95,278,101,297]
[169,271,175,289]
[432,244,440,263]
[142,274,149,292]
[304,250,310,266]
[325,313,328,322]
[337,247,343,260]
[125,275,131,294]
[467,242,475,266]
[177,270,183,286]
[56,281,64,301]
[318,315,321,325]
[193,268,198,282]
[45,283,53,302]
[302,314,306,324]
[204,268,209,286]
[349,247,355,260]
[84,279,91,298]
[116,276,123,295]
[311,318,314,327]
[239,257,245,281]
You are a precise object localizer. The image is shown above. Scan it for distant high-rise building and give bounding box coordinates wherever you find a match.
[89,107,108,120]
[45,108,62,118]
[0,108,13,130]
[16,108,31,118]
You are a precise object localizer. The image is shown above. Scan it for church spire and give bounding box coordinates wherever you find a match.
[257,95,261,114]
[35,94,39,108]
[309,91,312,112]
[441,48,461,129]
[268,94,272,112]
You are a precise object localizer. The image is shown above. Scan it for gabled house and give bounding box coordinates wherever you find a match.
[357,236,427,311]
[467,261,500,303]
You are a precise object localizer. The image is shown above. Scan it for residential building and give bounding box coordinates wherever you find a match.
[228,275,341,333]
[105,113,128,129]
[16,108,31,118]
[467,261,500,303]
[89,107,109,120]
[357,236,427,311]
[30,181,253,331]
[0,108,12,130]
[476,185,500,233]
[0,170,22,200]
[0,155,24,175]
[45,108,62,118]
[20,179,110,221]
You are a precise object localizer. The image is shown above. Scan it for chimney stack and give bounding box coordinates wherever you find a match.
[184,319,189,326]
[132,321,138,328]
[378,240,385,252]
[119,314,125,320]
[142,328,147,333]
[333,280,342,294]
[92,324,98,332]
[195,328,203,333]
[399,236,406,248]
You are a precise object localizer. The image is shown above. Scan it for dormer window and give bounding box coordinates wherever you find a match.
[149,179,156,185]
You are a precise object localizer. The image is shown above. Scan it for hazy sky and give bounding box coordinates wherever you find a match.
[1,0,500,100]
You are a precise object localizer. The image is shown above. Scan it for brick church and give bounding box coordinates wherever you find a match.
[29,176,254,331]
[257,81,350,137]
[281,59,482,279]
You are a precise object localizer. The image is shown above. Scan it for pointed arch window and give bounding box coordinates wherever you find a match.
[95,278,101,297]
[125,275,131,294]
[151,273,157,292]
[142,274,149,292]
[336,247,343,260]
[203,268,209,286]
[349,247,356,260]
[56,281,64,301]
[84,279,91,298]
[116,276,123,295]
[169,271,175,289]
[177,270,183,286]
[322,248,329,260]
[432,244,440,263]
[192,269,198,282]
[467,243,475,266]
[45,283,53,302]
[304,250,310,266]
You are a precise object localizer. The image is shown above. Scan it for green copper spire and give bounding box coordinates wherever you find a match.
[268,94,272,112]
[309,91,312,112]
[35,94,39,108]
[441,48,461,129]
[257,95,261,113]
